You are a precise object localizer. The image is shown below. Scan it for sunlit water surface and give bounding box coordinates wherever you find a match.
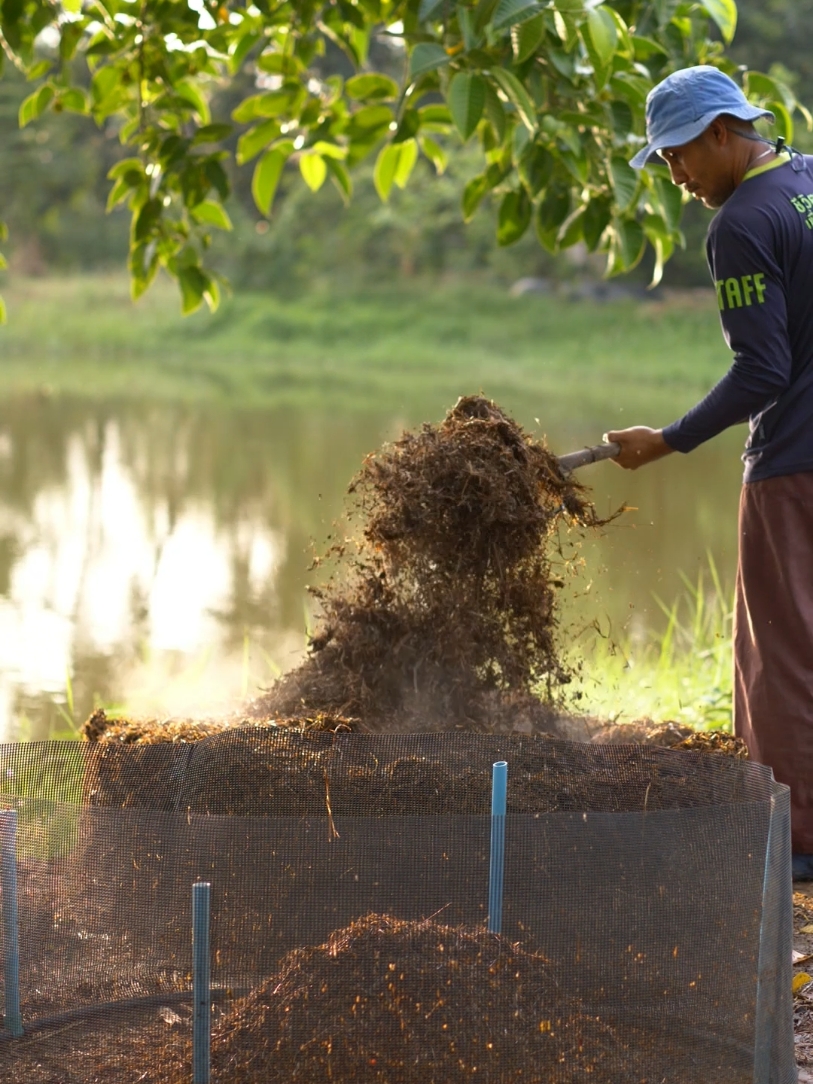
[0,396,745,740]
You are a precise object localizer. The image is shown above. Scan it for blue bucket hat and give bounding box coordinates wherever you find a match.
[630,66,774,169]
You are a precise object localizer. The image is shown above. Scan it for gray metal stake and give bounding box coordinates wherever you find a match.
[488,761,508,935]
[1,810,22,1037]
[192,881,211,1084]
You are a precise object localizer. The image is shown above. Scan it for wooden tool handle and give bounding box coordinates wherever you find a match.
[557,442,621,473]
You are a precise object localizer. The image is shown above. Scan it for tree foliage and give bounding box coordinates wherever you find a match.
[0,0,808,318]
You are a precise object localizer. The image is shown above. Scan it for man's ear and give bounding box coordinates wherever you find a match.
[707,116,731,147]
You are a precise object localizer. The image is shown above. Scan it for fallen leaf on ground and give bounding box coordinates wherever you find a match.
[801,925,813,934]
[795,950,813,965]
[794,972,812,995]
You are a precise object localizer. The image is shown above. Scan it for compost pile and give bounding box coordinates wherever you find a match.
[252,397,607,733]
[156,914,621,1084]
[81,707,356,745]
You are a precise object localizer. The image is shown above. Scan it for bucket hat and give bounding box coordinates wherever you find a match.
[630,66,774,169]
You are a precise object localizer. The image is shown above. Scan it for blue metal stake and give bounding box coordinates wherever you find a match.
[1,810,22,1037]
[488,761,508,935]
[192,881,211,1084]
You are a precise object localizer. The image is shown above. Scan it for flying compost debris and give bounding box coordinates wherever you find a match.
[251,396,611,733]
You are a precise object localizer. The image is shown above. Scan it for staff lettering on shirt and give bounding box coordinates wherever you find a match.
[715,273,767,311]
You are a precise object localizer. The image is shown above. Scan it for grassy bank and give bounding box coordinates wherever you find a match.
[566,562,734,730]
[0,273,728,422]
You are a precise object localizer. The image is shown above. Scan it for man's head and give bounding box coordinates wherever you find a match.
[658,116,769,209]
[630,67,775,208]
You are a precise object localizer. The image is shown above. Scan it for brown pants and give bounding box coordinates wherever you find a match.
[734,470,813,852]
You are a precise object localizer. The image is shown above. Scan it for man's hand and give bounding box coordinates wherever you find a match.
[604,427,674,471]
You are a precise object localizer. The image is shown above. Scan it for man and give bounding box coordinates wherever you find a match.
[607,65,813,880]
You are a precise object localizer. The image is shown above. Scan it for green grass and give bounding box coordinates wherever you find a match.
[0,273,728,422]
[567,558,733,730]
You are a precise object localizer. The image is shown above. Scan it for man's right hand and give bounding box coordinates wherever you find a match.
[604,426,674,471]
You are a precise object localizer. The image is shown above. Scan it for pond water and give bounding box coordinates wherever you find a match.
[0,394,746,740]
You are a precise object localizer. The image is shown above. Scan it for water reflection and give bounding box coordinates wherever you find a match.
[0,396,745,740]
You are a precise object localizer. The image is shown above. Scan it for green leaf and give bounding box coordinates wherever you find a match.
[106,177,131,212]
[300,152,327,191]
[610,72,651,109]
[609,99,634,137]
[631,35,667,61]
[536,184,571,251]
[60,88,89,115]
[585,8,617,69]
[420,135,447,174]
[767,99,793,143]
[745,71,795,111]
[614,217,646,270]
[191,201,233,231]
[419,0,446,19]
[700,0,737,44]
[326,158,353,202]
[557,206,585,249]
[483,81,506,142]
[462,174,489,221]
[178,266,208,316]
[448,73,486,141]
[392,109,421,144]
[649,234,672,288]
[108,157,145,181]
[311,141,347,160]
[252,147,288,216]
[26,59,51,81]
[192,124,233,146]
[610,156,638,211]
[654,176,683,231]
[394,139,419,188]
[237,120,281,165]
[374,143,401,201]
[491,0,542,33]
[232,91,296,123]
[419,104,453,128]
[256,51,302,76]
[133,198,162,243]
[19,85,54,127]
[583,196,612,250]
[346,73,399,100]
[409,43,451,81]
[512,12,545,63]
[497,189,532,245]
[0,295,6,326]
[519,143,553,195]
[348,104,394,131]
[457,5,480,51]
[490,68,536,131]
[176,80,211,126]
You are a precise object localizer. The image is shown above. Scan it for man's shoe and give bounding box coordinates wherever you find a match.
[793,854,813,881]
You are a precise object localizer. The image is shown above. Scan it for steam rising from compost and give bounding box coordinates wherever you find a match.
[251,397,609,732]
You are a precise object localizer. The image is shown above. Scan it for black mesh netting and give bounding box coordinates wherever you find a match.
[0,732,794,1083]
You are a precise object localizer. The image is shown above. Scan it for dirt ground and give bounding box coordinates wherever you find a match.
[0,891,808,1083]
[793,883,813,1079]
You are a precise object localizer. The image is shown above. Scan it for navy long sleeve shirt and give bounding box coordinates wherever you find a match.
[663,153,813,483]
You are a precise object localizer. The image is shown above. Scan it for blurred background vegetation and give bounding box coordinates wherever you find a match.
[2,0,809,296]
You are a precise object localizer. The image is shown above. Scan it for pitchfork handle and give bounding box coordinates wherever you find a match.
[557,442,621,473]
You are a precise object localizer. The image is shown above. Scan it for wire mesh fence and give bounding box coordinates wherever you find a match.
[0,731,795,1083]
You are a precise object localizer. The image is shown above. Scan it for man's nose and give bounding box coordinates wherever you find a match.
[668,160,688,185]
